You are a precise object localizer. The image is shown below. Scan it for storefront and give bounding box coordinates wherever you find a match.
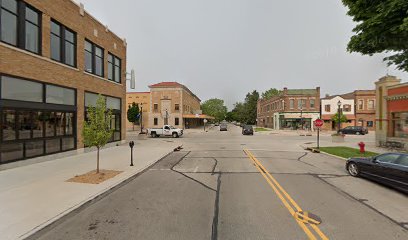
[277,112,320,130]
[0,75,77,164]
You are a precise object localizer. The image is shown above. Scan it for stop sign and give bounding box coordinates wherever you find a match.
[314,119,324,128]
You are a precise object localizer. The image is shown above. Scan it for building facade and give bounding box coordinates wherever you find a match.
[126,92,150,130]
[354,90,376,131]
[257,87,321,130]
[148,82,212,129]
[0,0,126,165]
[321,95,355,131]
[375,76,408,150]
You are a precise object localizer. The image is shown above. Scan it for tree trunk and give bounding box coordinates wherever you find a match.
[97,147,100,173]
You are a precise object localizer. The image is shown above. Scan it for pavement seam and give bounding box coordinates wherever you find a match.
[211,174,221,240]
[311,174,408,231]
[25,150,176,240]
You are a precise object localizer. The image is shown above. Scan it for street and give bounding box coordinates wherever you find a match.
[31,125,408,240]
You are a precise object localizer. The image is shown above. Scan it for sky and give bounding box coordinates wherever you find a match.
[75,0,408,109]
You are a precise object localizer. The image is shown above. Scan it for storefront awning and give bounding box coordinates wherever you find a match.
[183,114,215,120]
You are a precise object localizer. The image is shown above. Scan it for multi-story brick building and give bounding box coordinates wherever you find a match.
[320,90,376,131]
[257,87,320,130]
[148,82,213,128]
[0,0,126,165]
[126,92,150,130]
[375,75,408,150]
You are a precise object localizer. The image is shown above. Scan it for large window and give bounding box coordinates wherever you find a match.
[324,104,330,112]
[368,100,375,110]
[50,20,76,67]
[108,53,121,83]
[343,104,351,112]
[0,0,41,54]
[289,99,294,109]
[1,76,43,102]
[85,40,104,77]
[392,112,408,138]
[46,85,75,105]
[358,100,364,110]
[310,99,315,108]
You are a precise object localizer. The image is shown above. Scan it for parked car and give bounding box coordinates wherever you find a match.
[220,124,228,131]
[346,153,408,193]
[339,126,368,135]
[242,125,254,135]
[147,125,183,138]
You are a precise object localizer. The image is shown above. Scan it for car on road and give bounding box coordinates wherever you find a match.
[346,153,408,193]
[220,123,228,131]
[338,126,368,135]
[242,125,254,135]
[147,125,183,138]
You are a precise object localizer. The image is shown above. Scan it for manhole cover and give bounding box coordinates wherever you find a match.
[294,211,322,225]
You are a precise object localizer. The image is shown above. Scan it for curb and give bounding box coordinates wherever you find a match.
[23,148,176,240]
[318,150,348,160]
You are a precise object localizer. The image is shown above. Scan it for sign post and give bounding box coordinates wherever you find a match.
[203,119,208,131]
[314,119,324,149]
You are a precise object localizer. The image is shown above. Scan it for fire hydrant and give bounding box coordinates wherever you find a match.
[358,142,365,154]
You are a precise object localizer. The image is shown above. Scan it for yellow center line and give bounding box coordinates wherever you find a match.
[244,149,329,240]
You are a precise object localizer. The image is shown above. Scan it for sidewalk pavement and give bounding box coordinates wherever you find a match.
[0,138,181,240]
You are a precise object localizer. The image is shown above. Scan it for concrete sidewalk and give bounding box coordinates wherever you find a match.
[0,138,181,240]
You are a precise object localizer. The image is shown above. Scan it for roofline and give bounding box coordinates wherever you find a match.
[149,82,201,102]
[388,82,408,89]
[126,92,150,94]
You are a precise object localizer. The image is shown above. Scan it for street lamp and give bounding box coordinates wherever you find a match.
[337,100,342,132]
[300,104,303,130]
[139,103,143,133]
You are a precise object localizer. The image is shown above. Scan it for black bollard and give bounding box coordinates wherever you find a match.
[129,141,135,166]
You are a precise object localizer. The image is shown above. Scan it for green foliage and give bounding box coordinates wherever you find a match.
[229,90,260,124]
[261,88,281,100]
[201,98,228,122]
[331,112,348,124]
[342,0,408,71]
[127,102,140,125]
[83,95,113,149]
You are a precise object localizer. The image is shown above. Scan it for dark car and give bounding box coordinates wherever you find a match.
[339,126,368,135]
[242,125,254,135]
[346,153,408,193]
[220,124,228,131]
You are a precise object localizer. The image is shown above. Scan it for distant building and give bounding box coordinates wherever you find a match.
[147,82,213,128]
[126,92,150,130]
[321,90,376,131]
[257,87,321,130]
[375,76,408,150]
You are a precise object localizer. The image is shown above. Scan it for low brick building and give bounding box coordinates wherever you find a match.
[257,87,321,130]
[375,76,408,150]
[147,82,213,129]
[0,0,126,165]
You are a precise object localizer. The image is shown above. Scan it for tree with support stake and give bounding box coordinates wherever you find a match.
[127,102,140,131]
[83,95,113,174]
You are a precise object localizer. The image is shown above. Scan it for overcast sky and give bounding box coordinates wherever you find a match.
[75,0,408,109]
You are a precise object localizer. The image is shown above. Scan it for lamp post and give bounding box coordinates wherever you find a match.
[139,103,143,133]
[300,104,303,130]
[337,100,341,132]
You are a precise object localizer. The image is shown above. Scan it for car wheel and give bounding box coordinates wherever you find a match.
[347,162,360,177]
[151,132,157,138]
[356,132,360,135]
[172,132,178,138]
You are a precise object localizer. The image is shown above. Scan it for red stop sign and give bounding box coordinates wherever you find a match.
[314,119,323,128]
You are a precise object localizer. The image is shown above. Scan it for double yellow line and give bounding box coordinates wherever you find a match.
[244,149,329,240]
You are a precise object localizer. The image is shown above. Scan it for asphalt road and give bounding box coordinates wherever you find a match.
[32,124,408,240]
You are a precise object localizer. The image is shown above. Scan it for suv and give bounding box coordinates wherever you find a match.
[242,125,254,135]
[339,126,368,135]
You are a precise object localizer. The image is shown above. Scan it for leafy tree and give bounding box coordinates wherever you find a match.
[243,90,259,124]
[201,98,228,122]
[342,0,408,71]
[331,112,348,129]
[261,88,281,100]
[231,102,246,123]
[127,102,140,130]
[83,95,113,173]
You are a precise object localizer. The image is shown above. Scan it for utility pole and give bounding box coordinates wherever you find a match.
[140,103,143,133]
[337,100,341,132]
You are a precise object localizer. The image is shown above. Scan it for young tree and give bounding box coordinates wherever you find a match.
[244,90,260,124]
[331,112,348,129]
[83,95,113,173]
[127,102,140,130]
[342,0,408,72]
[201,98,228,122]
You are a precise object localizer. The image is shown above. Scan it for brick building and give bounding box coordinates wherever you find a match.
[257,87,320,130]
[375,76,408,150]
[0,0,127,165]
[320,90,376,131]
[126,92,150,130]
[148,82,213,129]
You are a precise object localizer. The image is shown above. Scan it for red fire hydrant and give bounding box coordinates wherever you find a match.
[358,142,365,154]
